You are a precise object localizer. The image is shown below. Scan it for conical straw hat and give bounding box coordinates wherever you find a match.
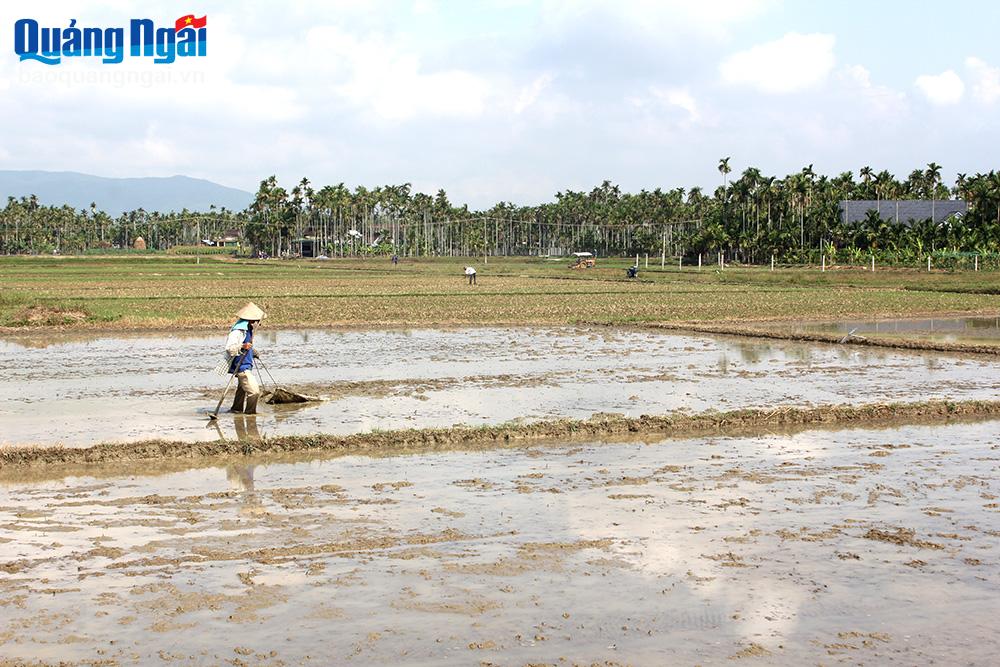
[235,302,266,321]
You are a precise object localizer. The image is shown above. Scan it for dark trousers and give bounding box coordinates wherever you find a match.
[468,274,476,285]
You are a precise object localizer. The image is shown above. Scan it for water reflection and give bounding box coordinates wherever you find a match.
[787,346,813,364]
[225,461,261,516]
[4,326,1000,448]
[779,315,1000,343]
[737,343,766,364]
[205,414,265,442]
[234,415,261,441]
[3,422,994,663]
[226,462,255,492]
[716,353,729,375]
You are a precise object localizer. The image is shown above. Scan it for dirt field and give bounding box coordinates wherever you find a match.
[1,420,997,665]
[4,255,1000,330]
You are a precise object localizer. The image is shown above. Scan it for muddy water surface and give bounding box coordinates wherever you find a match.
[775,315,1000,343]
[3,327,1000,448]
[0,421,997,664]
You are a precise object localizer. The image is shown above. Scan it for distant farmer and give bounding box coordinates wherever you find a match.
[391,254,399,265]
[464,265,477,285]
[626,265,639,279]
[225,302,266,415]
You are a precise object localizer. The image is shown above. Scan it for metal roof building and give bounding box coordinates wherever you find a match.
[839,200,967,225]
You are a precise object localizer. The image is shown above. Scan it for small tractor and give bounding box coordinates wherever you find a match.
[569,252,596,269]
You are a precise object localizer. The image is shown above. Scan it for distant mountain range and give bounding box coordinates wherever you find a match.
[0,170,253,216]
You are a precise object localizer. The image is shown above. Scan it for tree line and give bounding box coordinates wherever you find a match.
[2,163,1000,264]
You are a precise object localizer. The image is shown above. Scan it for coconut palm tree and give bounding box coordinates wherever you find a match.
[718,157,732,235]
[718,157,732,193]
[859,166,874,198]
[927,162,942,223]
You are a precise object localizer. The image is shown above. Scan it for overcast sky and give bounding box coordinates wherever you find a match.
[2,0,998,207]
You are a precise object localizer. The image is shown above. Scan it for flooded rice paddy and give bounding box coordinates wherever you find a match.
[0,420,997,664]
[3,326,998,665]
[2,327,1000,448]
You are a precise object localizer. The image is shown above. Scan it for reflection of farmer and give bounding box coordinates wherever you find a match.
[226,462,256,492]
[234,415,261,441]
[226,302,266,415]
[225,462,263,517]
[464,266,477,285]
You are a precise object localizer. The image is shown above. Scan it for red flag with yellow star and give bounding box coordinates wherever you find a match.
[175,15,207,32]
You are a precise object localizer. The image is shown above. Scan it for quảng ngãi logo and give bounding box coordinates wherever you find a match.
[13,14,207,65]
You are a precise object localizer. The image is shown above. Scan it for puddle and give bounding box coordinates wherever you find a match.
[3,326,1000,448]
[0,421,996,663]
[774,315,1000,344]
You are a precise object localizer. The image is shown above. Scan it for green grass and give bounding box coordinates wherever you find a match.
[2,254,1000,329]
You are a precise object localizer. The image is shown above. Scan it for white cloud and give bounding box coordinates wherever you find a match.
[412,0,437,14]
[2,0,1000,209]
[914,69,964,105]
[966,57,1000,104]
[292,26,492,122]
[133,124,179,166]
[649,87,701,122]
[337,57,491,122]
[542,0,776,39]
[719,33,836,93]
[842,64,872,89]
[513,73,555,114]
[837,64,907,116]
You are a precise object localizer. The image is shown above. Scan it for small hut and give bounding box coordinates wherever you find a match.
[133,237,147,250]
[216,230,241,248]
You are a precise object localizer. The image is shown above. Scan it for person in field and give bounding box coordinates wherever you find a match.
[225,302,266,414]
[464,265,477,285]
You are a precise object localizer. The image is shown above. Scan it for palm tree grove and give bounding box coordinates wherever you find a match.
[3,164,999,267]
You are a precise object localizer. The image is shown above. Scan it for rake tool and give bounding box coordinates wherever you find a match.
[255,356,319,404]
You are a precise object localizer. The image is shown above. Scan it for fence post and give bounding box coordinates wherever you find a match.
[770,254,774,271]
[635,253,639,268]
[698,253,701,270]
[645,253,648,268]
[975,255,979,272]
[678,255,682,270]
[822,255,826,272]
[927,256,931,272]
[871,255,875,272]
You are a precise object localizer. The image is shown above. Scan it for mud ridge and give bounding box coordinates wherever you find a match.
[3,399,999,468]
[195,372,556,401]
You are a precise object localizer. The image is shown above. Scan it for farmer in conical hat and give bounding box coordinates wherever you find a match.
[225,302,266,414]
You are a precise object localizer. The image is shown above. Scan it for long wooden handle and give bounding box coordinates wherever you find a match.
[210,349,250,417]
